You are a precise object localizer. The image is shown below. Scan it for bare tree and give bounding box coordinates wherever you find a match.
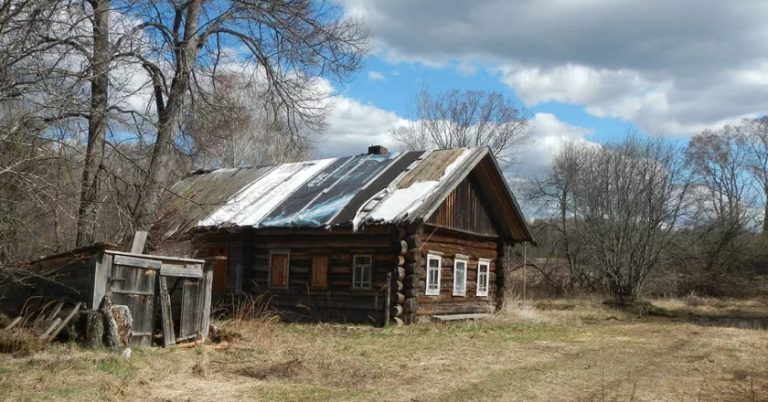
[530,137,690,302]
[685,125,760,273]
[391,88,529,164]
[741,117,768,234]
[182,74,311,168]
[120,0,368,233]
[528,141,595,291]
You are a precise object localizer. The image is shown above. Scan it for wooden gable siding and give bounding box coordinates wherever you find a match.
[426,175,499,237]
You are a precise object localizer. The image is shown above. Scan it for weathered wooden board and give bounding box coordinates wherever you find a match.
[113,255,162,270]
[160,264,203,279]
[110,262,157,346]
[179,279,201,340]
[158,276,176,347]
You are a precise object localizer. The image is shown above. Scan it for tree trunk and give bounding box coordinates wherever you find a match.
[132,0,202,232]
[763,187,768,235]
[75,0,110,247]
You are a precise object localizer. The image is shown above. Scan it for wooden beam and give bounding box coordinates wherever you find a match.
[47,302,81,342]
[158,276,176,347]
[160,265,203,278]
[105,250,205,264]
[130,231,148,254]
[113,255,162,270]
[198,263,214,341]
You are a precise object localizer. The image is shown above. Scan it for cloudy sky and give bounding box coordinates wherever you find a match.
[314,0,768,178]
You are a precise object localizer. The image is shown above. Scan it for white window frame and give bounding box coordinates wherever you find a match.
[268,249,290,289]
[452,254,468,296]
[425,253,442,296]
[477,258,490,297]
[352,254,372,289]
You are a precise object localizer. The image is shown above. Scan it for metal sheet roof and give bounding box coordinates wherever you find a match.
[159,147,534,242]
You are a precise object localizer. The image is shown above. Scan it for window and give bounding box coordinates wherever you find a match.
[269,251,290,288]
[453,255,468,296]
[425,254,441,296]
[352,255,372,289]
[477,259,490,297]
[311,255,329,288]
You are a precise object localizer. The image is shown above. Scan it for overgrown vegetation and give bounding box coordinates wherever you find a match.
[1,298,766,401]
[525,120,768,301]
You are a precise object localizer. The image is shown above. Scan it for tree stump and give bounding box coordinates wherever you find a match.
[110,305,133,347]
[99,293,120,350]
[81,310,104,348]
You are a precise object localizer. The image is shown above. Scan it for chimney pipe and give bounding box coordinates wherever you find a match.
[368,145,389,155]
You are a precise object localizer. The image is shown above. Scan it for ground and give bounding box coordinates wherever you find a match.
[1,297,767,402]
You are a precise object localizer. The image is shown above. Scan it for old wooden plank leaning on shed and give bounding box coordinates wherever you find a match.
[158,276,176,347]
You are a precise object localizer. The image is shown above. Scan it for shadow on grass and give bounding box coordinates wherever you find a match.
[605,299,768,330]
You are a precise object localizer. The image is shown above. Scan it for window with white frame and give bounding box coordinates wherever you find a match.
[425,254,442,296]
[477,259,490,297]
[352,255,372,289]
[453,255,468,296]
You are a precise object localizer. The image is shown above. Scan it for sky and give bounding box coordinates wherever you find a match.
[313,0,768,179]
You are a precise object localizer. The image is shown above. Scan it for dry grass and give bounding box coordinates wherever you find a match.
[1,297,767,401]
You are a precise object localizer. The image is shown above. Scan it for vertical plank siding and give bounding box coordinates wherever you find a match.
[426,175,499,237]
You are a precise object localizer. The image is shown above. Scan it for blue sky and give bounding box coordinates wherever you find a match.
[313,0,768,179]
[341,57,640,142]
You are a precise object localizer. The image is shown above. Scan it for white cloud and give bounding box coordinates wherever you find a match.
[510,113,595,178]
[340,0,768,136]
[315,97,410,158]
[367,71,386,81]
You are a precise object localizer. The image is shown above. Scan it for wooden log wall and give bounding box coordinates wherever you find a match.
[415,227,501,318]
[195,227,401,325]
[402,224,423,324]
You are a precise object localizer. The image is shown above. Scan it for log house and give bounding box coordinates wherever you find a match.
[160,146,534,324]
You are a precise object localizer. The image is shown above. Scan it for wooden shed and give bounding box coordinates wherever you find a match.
[159,146,534,325]
[0,244,212,346]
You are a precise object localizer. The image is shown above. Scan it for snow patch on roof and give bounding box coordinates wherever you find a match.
[367,181,440,222]
[198,158,337,227]
[356,148,474,227]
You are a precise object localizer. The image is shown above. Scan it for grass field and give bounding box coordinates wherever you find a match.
[1,297,767,402]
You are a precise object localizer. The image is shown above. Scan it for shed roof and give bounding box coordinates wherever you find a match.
[160,147,534,242]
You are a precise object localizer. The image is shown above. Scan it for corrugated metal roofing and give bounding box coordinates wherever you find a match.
[160,147,533,242]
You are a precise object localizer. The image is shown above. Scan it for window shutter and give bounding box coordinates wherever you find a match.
[311,255,328,288]
[270,254,289,287]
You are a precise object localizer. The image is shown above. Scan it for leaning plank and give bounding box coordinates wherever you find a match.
[130,231,148,254]
[41,318,62,340]
[112,255,161,269]
[4,316,22,330]
[160,265,203,279]
[47,302,81,342]
[158,276,176,347]
[198,263,214,341]
[45,301,64,322]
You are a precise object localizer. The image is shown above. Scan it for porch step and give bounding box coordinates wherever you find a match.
[430,313,490,322]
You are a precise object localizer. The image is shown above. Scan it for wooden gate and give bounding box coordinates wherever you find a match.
[108,254,161,346]
[97,251,211,347]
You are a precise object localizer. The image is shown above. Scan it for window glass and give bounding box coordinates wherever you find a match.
[426,254,441,296]
[353,255,372,288]
[477,259,490,297]
[453,258,467,296]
